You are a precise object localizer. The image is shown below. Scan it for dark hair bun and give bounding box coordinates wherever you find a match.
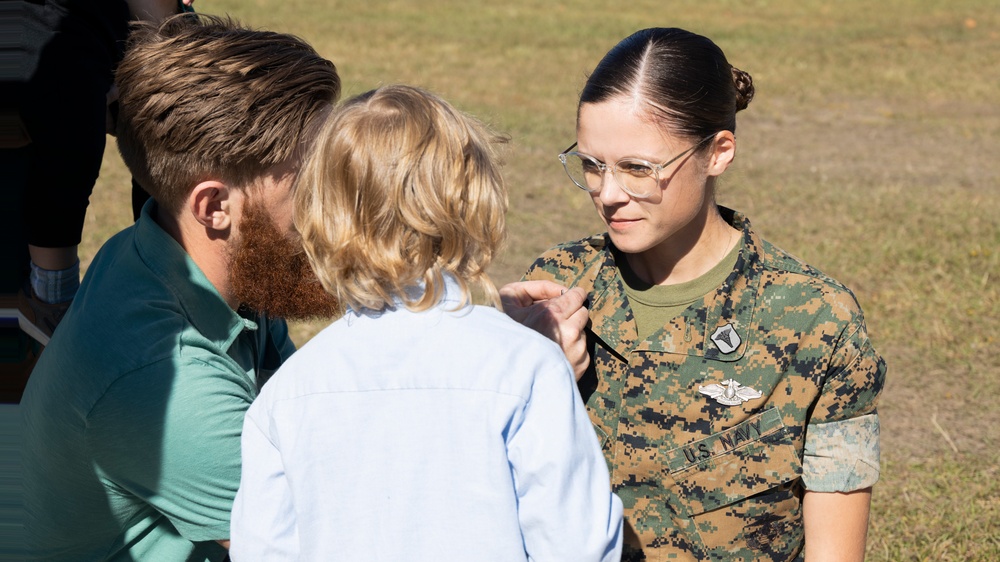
[731,66,755,111]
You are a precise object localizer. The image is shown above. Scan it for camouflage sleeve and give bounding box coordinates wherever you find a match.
[523,257,559,283]
[802,413,880,491]
[522,241,594,286]
[802,306,887,492]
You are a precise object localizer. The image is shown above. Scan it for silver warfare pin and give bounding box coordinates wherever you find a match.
[711,323,741,354]
[698,379,762,406]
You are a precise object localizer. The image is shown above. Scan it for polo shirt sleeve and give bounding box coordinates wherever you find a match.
[85,355,255,542]
[505,345,624,561]
[802,303,887,493]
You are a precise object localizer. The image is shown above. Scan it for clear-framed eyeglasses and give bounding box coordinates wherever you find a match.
[557,134,717,199]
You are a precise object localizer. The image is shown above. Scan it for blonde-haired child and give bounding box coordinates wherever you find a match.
[230,85,622,561]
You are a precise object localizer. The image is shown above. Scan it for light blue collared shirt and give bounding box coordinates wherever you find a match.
[231,277,623,561]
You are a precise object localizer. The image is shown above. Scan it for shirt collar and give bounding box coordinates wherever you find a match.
[587,206,762,360]
[133,199,256,350]
[346,273,472,319]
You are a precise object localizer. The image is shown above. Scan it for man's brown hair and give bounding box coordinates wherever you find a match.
[115,14,340,213]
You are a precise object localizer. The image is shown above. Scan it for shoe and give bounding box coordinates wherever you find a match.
[17,284,71,344]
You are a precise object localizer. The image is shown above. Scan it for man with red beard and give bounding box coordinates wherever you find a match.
[19,15,339,561]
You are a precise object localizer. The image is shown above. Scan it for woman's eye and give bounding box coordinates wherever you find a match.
[580,160,602,174]
[620,162,654,177]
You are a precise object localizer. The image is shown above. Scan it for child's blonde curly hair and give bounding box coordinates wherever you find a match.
[294,84,508,313]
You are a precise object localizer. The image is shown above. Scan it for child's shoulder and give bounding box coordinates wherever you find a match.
[467,304,563,346]
[463,305,575,375]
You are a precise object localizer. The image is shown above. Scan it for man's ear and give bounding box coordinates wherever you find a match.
[706,131,737,177]
[187,180,233,234]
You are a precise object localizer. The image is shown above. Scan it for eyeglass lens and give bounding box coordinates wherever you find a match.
[563,154,659,197]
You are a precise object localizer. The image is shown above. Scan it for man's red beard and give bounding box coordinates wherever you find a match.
[228,200,340,320]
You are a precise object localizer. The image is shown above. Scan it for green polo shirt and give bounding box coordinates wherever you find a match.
[20,201,296,561]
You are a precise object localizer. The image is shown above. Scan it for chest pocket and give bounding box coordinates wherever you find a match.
[664,408,804,556]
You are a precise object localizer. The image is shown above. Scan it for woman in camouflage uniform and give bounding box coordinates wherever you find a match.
[511,28,886,561]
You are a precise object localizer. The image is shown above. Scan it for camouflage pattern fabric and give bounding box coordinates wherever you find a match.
[524,207,886,561]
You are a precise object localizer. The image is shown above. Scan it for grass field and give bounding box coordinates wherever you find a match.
[81,1,1000,559]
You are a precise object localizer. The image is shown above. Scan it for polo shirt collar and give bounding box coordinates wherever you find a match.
[133,199,256,350]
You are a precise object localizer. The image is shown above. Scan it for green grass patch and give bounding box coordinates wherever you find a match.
[871,457,1000,561]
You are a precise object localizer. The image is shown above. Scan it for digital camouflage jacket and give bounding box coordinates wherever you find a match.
[524,207,886,561]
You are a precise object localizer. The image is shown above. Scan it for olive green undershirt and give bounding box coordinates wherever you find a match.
[620,235,743,341]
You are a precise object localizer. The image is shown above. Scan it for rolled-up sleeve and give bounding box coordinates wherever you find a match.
[803,314,886,492]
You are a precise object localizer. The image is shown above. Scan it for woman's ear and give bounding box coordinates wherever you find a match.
[187,180,233,233]
[706,131,737,177]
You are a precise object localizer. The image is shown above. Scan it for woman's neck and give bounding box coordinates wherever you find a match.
[626,205,740,286]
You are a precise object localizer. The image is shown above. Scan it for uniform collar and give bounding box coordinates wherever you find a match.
[133,199,256,350]
[693,206,762,361]
[583,246,636,359]
[588,206,762,361]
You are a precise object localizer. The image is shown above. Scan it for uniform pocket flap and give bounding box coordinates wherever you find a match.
[665,408,802,516]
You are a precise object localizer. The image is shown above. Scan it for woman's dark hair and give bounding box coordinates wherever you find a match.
[579,28,754,138]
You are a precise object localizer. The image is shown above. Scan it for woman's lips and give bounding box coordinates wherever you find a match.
[606,216,640,230]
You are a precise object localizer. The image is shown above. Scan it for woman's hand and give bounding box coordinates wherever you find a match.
[500,280,590,380]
